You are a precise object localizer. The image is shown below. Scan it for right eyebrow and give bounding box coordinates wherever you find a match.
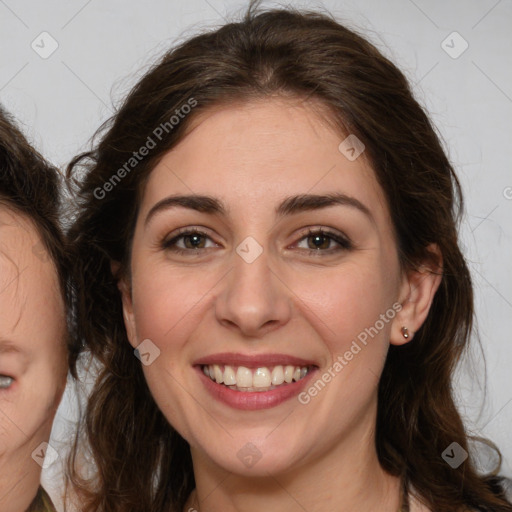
[144,195,227,227]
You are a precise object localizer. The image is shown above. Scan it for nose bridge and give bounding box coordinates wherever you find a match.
[215,240,291,336]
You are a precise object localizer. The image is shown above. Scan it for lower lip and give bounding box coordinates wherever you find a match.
[195,366,317,410]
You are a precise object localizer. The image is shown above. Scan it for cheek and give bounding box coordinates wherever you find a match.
[131,268,206,403]
[132,279,203,440]
[131,265,217,345]
[291,261,398,355]
[0,361,63,455]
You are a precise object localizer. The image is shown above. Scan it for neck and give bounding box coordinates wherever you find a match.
[185,403,402,512]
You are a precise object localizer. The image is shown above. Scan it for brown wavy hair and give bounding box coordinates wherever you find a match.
[66,2,512,511]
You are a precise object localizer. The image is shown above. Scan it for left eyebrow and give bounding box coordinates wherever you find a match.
[144,192,374,227]
[275,193,374,223]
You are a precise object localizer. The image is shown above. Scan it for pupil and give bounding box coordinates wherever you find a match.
[186,234,204,249]
[309,234,328,250]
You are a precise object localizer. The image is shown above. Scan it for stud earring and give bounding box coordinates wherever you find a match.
[401,326,409,339]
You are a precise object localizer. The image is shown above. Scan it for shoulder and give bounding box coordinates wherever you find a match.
[40,487,58,512]
[25,486,58,512]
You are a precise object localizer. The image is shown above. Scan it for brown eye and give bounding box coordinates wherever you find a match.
[161,228,219,254]
[182,233,207,249]
[295,229,352,253]
[306,233,331,250]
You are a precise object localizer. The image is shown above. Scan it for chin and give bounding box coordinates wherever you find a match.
[197,437,303,477]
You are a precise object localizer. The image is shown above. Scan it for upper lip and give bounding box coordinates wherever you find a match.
[194,352,318,368]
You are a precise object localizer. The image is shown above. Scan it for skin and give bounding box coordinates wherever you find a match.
[120,97,441,512]
[0,207,67,512]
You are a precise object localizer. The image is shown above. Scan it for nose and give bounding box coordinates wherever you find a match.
[214,247,292,338]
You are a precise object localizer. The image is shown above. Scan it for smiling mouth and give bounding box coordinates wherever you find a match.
[201,364,315,392]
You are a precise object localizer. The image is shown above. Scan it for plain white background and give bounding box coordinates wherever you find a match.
[1,0,511,507]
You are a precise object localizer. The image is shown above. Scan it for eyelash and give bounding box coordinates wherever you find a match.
[161,227,352,256]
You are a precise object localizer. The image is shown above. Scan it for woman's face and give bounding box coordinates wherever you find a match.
[121,98,438,476]
[0,208,67,462]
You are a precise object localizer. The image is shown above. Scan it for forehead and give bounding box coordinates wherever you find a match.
[0,206,40,261]
[139,99,393,237]
[140,98,389,224]
[0,206,64,339]
[176,97,350,172]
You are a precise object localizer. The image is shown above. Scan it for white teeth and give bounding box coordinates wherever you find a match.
[203,363,311,390]
[223,365,236,385]
[213,364,223,384]
[236,366,253,388]
[284,365,295,383]
[271,366,285,385]
[253,367,271,388]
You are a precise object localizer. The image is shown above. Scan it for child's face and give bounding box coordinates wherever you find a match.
[0,207,67,463]
[120,98,437,477]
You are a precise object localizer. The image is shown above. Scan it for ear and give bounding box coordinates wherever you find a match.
[390,244,443,346]
[111,260,138,349]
